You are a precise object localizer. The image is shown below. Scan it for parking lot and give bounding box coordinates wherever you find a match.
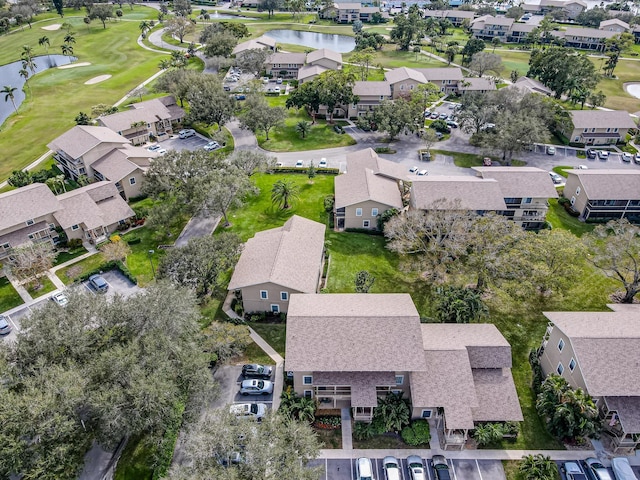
[82,270,141,298]
[211,365,275,410]
[309,457,506,480]
[160,132,210,153]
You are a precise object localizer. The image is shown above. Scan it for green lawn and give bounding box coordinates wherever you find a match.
[113,435,153,480]
[217,172,335,241]
[241,340,275,365]
[56,253,105,284]
[0,6,167,181]
[53,246,89,266]
[546,199,594,237]
[257,96,356,152]
[503,460,561,480]
[494,49,532,78]
[0,276,23,311]
[249,322,286,357]
[344,44,448,70]
[26,276,56,298]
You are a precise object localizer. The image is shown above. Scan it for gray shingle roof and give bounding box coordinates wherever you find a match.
[314,371,396,407]
[472,166,559,199]
[297,64,328,81]
[47,126,129,160]
[92,149,141,182]
[458,77,496,92]
[410,176,507,211]
[285,293,425,372]
[335,168,403,209]
[267,52,306,65]
[0,183,60,232]
[346,148,408,181]
[507,76,553,96]
[471,368,524,423]
[306,48,342,65]
[384,67,427,85]
[566,169,640,200]
[97,98,175,134]
[415,67,464,82]
[544,308,640,396]
[227,215,326,292]
[600,18,629,29]
[568,110,635,129]
[232,36,277,55]
[353,81,391,97]
[565,27,618,39]
[604,397,640,434]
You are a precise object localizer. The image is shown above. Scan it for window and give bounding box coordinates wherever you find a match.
[400,84,404,90]
[260,290,268,299]
[575,136,580,142]
[304,390,313,398]
[129,177,136,185]
[557,363,564,375]
[28,234,34,240]
[558,339,565,351]
[355,208,363,216]
[569,358,576,371]
[421,409,432,418]
[395,375,404,385]
[576,187,581,196]
[71,224,79,231]
[614,128,619,132]
[1,243,10,250]
[606,127,611,133]
[591,128,596,133]
[271,304,280,313]
[49,223,56,230]
[25,219,34,226]
[371,208,378,216]
[522,197,532,204]
[303,375,313,385]
[570,196,576,206]
[280,291,288,301]
[363,220,370,228]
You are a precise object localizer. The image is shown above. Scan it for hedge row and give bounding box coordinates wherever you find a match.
[76,260,137,285]
[152,400,186,480]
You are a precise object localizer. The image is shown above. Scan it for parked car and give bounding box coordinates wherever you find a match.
[584,458,614,480]
[235,94,246,101]
[546,146,556,155]
[549,172,563,184]
[147,144,161,152]
[563,461,588,480]
[446,120,459,128]
[155,148,168,155]
[229,402,267,421]
[407,455,426,480]
[612,457,639,480]
[409,166,419,173]
[276,77,283,84]
[598,150,610,160]
[262,77,269,84]
[295,160,304,167]
[439,113,448,120]
[418,169,428,176]
[383,456,400,480]
[203,141,220,151]
[275,161,284,167]
[319,159,328,168]
[88,274,109,293]
[240,379,274,396]
[586,148,597,159]
[622,152,633,162]
[178,129,196,139]
[430,112,439,119]
[50,292,69,307]
[431,455,451,480]
[0,315,12,336]
[635,154,640,165]
[356,457,375,480]
[223,85,231,92]
[242,364,273,379]
[423,110,431,118]
[578,164,589,169]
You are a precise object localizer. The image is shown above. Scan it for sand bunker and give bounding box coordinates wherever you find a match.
[41,23,62,31]
[84,74,111,85]
[58,62,91,70]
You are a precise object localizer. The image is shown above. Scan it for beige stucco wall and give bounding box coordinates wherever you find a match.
[118,170,144,201]
[309,58,341,70]
[564,175,588,218]
[390,79,423,99]
[343,200,393,230]
[540,327,589,392]
[240,282,303,314]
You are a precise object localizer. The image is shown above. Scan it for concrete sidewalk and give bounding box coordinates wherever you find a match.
[247,326,284,412]
[318,448,597,461]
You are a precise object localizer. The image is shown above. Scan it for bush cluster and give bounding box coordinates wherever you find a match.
[401,420,431,446]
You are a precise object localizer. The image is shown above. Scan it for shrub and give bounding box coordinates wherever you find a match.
[324,195,335,213]
[529,349,545,395]
[67,238,84,249]
[314,416,341,429]
[401,420,431,446]
[558,197,570,206]
[152,400,186,480]
[374,147,396,154]
[473,423,504,446]
[344,228,384,235]
[353,421,375,440]
[126,237,141,245]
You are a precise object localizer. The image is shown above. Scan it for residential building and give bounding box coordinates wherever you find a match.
[422,9,476,26]
[417,67,464,94]
[457,77,496,94]
[470,15,515,41]
[333,2,361,23]
[298,65,330,84]
[265,52,307,78]
[410,176,507,213]
[227,215,326,314]
[286,293,523,449]
[472,167,559,229]
[298,49,342,84]
[96,96,185,145]
[359,6,387,22]
[563,170,640,223]
[539,305,640,452]
[506,76,553,97]
[600,18,629,32]
[563,27,617,51]
[232,35,277,57]
[47,125,154,200]
[0,184,61,259]
[347,81,392,117]
[334,148,407,230]
[507,22,536,43]
[384,67,427,99]
[561,110,635,145]
[524,0,586,20]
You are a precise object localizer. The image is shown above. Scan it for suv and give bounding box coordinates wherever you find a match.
[356,457,374,480]
[178,129,196,139]
[240,379,274,396]
[229,402,267,421]
[242,364,273,379]
[586,148,597,159]
[431,455,451,480]
[88,274,109,293]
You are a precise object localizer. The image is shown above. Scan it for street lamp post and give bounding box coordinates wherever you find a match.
[148,249,156,278]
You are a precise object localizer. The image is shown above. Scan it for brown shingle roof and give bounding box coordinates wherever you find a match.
[285,293,425,372]
[334,168,403,209]
[544,309,640,396]
[227,215,326,292]
[92,149,141,182]
[97,98,174,134]
[471,368,524,423]
[297,64,328,81]
[306,48,342,65]
[415,67,464,82]
[353,81,391,97]
[47,126,128,160]
[346,148,408,181]
[384,67,427,85]
[457,77,496,92]
[566,170,640,200]
[604,397,640,434]
[267,52,306,65]
[472,166,559,199]
[315,372,396,407]
[600,18,629,29]
[410,176,507,211]
[0,183,60,232]
[565,27,618,39]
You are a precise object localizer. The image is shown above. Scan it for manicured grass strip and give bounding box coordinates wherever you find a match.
[113,435,153,480]
[552,165,571,177]
[26,276,56,298]
[0,276,23,312]
[249,322,286,357]
[241,341,275,366]
[54,247,89,266]
[56,253,105,285]
[546,199,594,237]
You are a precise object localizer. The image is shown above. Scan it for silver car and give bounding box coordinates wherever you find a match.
[585,458,613,480]
[612,457,638,480]
[383,456,400,480]
[407,455,426,480]
[240,379,273,396]
[0,315,12,335]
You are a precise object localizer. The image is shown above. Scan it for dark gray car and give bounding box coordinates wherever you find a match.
[88,274,109,293]
[431,455,451,480]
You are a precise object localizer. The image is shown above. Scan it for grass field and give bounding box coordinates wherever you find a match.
[0,6,166,181]
[249,322,286,357]
[56,253,105,284]
[0,276,23,311]
[26,276,56,298]
[344,44,448,70]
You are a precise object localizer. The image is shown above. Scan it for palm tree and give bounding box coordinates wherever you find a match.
[519,454,556,480]
[139,20,150,37]
[38,36,50,55]
[295,121,310,139]
[271,180,299,210]
[2,85,18,113]
[19,68,30,92]
[63,32,76,45]
[61,44,74,58]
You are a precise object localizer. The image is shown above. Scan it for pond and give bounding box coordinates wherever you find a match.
[210,11,257,20]
[0,54,76,127]
[625,82,640,100]
[264,29,356,53]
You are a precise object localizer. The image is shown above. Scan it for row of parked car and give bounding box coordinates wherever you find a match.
[563,457,638,480]
[357,455,451,480]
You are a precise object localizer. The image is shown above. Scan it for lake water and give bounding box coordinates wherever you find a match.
[210,11,257,20]
[264,29,356,53]
[625,83,640,100]
[0,54,76,127]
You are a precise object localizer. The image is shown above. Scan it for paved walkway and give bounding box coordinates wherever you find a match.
[3,267,32,303]
[175,212,221,247]
[341,408,353,450]
[318,448,597,461]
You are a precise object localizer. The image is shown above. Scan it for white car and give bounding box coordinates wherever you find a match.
[319,158,328,168]
[147,144,161,152]
[178,129,196,139]
[612,457,639,480]
[229,403,267,421]
[622,152,633,162]
[383,456,400,480]
[356,457,374,480]
[154,148,168,155]
[598,150,610,160]
[578,164,589,169]
[418,169,428,176]
[407,455,426,480]
[50,292,69,307]
[203,141,220,151]
[409,166,419,173]
[295,160,304,167]
[546,146,556,155]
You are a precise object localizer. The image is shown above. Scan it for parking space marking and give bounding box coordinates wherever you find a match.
[84,282,96,295]
[351,458,354,480]
[325,459,328,480]
[476,460,483,480]
[7,314,20,331]
[399,458,407,480]
[450,459,457,480]
[374,458,380,480]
